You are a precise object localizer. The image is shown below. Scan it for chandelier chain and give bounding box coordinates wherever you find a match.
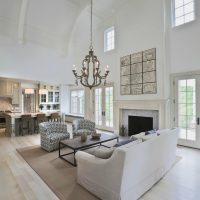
[90,0,93,50]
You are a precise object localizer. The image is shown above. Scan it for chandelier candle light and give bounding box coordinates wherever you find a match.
[72,0,110,89]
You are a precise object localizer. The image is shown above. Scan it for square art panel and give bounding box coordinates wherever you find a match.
[131,52,142,64]
[121,75,131,85]
[143,71,156,83]
[143,48,156,61]
[131,63,142,74]
[120,55,130,66]
[143,83,157,94]
[131,84,142,95]
[121,86,130,95]
[121,65,130,76]
[131,73,142,85]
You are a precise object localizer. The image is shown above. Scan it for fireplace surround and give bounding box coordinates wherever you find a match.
[113,99,170,135]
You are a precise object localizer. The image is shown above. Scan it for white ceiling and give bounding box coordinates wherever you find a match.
[0,0,129,51]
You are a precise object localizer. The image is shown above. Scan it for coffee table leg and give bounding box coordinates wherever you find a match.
[59,142,60,157]
[74,150,77,166]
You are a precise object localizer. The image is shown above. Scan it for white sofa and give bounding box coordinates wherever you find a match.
[75,128,179,200]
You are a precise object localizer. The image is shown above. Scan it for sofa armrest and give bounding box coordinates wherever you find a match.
[76,151,108,165]
[75,150,125,197]
[39,124,51,137]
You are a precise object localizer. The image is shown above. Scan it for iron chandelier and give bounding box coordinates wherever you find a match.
[72,0,109,89]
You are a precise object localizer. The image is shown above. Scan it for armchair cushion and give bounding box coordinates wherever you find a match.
[72,119,95,137]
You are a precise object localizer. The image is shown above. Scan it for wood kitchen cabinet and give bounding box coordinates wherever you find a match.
[0,80,12,96]
[12,82,20,104]
[0,79,20,105]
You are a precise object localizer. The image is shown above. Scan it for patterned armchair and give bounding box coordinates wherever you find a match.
[39,122,70,152]
[72,119,96,137]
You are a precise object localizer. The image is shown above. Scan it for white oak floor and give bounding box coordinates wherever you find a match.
[0,127,200,200]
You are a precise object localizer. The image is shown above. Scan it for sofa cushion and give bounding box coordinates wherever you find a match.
[94,147,114,159]
[50,133,69,142]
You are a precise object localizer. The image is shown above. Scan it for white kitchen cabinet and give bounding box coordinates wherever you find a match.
[39,84,60,111]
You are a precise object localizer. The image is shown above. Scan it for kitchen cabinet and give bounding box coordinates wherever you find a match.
[0,79,20,104]
[12,82,20,104]
[0,80,12,96]
[39,84,60,111]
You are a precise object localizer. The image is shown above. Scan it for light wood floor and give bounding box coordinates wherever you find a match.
[0,127,200,200]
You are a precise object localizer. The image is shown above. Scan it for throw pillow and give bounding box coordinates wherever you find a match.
[94,147,114,159]
[129,135,138,140]
[114,138,136,147]
[145,129,157,135]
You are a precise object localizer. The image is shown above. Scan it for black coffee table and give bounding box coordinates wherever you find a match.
[59,133,118,166]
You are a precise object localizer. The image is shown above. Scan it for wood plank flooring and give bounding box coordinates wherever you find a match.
[0,127,200,200]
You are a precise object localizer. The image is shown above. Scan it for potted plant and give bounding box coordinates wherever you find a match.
[47,105,51,110]
[39,104,44,110]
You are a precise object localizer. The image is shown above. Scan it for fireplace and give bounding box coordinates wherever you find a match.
[128,115,153,136]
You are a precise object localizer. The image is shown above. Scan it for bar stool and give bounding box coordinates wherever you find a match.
[50,113,61,122]
[21,114,32,136]
[36,113,46,133]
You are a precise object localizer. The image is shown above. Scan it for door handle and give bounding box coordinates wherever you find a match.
[197,117,199,125]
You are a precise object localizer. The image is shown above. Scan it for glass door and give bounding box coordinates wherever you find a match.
[94,86,114,131]
[174,76,200,148]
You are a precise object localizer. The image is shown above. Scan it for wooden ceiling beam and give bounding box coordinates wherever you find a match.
[18,0,29,44]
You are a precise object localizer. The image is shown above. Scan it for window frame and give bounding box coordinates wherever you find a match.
[104,26,115,52]
[172,0,196,27]
[70,89,85,116]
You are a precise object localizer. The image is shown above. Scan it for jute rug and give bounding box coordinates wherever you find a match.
[17,145,182,200]
[16,146,99,200]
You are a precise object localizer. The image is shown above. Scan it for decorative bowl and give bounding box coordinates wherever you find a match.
[91,133,101,140]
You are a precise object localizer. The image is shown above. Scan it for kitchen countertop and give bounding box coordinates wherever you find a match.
[4,112,53,119]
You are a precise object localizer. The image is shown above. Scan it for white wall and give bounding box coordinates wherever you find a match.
[168,0,200,73]
[0,35,75,84]
[60,84,70,114]
[71,0,168,101]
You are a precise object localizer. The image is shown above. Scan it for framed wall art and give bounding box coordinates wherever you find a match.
[120,48,157,95]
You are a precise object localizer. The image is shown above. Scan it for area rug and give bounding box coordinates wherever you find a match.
[17,145,182,200]
[16,146,99,200]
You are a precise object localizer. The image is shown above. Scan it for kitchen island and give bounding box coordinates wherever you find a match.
[4,112,58,136]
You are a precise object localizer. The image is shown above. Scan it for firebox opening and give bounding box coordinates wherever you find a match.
[128,115,153,136]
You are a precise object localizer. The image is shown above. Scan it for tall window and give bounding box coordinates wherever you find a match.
[173,0,195,27]
[70,90,84,115]
[177,79,196,141]
[104,26,115,52]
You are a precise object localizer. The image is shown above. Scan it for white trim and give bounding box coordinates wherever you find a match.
[18,0,29,44]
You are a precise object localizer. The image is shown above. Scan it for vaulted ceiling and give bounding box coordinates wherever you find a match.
[0,0,129,52]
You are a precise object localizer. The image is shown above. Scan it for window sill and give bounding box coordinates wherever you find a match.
[67,113,84,118]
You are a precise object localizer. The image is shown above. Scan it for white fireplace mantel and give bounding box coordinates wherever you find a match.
[113,99,170,134]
